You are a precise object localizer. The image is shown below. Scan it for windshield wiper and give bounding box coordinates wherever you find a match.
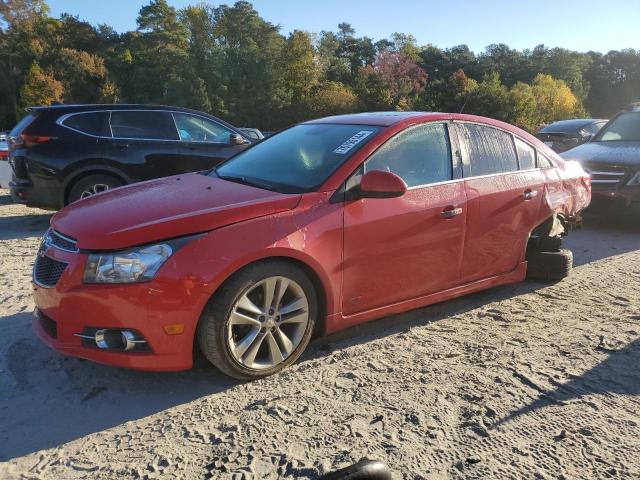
[216,173,275,191]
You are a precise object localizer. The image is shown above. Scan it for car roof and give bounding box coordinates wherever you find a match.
[305,111,434,127]
[538,119,606,133]
[29,104,212,114]
[27,104,242,134]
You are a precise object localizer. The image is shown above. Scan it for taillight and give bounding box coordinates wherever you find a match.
[0,150,8,160]
[20,134,56,148]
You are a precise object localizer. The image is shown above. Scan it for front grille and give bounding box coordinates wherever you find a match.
[38,310,58,338]
[582,163,630,189]
[34,254,68,288]
[45,229,78,252]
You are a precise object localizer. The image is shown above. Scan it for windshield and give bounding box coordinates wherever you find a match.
[594,112,640,142]
[214,123,382,193]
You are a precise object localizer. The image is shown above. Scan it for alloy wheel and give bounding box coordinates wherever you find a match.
[227,276,309,370]
[80,183,110,199]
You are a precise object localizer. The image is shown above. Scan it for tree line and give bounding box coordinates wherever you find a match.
[1,0,639,131]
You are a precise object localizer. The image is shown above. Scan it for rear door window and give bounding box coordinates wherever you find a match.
[62,112,111,137]
[537,152,554,168]
[172,112,234,143]
[458,123,518,177]
[110,111,178,140]
[365,123,453,187]
[514,137,536,170]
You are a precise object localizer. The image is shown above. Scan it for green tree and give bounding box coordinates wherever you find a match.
[462,72,510,120]
[279,30,319,121]
[211,1,285,128]
[305,81,358,118]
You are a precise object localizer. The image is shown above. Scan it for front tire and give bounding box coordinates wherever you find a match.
[197,260,317,380]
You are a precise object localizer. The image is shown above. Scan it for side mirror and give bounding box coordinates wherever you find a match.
[230,133,248,145]
[358,170,407,199]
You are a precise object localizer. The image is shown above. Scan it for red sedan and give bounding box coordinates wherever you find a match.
[32,112,591,379]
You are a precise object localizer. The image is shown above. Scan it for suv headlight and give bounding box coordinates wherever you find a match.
[84,243,173,284]
[626,170,640,186]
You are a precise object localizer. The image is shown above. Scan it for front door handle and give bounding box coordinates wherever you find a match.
[441,207,463,218]
[523,189,538,201]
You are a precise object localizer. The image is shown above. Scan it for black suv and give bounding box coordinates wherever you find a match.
[561,103,640,212]
[8,104,251,210]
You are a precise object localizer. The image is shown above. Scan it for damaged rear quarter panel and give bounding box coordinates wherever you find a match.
[540,157,591,224]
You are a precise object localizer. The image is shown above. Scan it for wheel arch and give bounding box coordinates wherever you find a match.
[196,253,332,344]
[62,165,132,206]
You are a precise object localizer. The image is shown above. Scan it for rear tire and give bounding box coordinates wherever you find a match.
[197,260,317,380]
[526,248,573,282]
[67,174,123,204]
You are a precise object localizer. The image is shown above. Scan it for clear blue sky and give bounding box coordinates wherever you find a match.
[47,0,639,53]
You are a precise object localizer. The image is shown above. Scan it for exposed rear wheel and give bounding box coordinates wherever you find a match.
[197,261,317,380]
[526,248,573,282]
[68,174,123,204]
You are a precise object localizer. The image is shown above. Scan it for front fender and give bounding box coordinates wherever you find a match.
[154,195,344,344]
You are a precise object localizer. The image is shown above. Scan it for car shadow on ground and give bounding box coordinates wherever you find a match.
[0,213,53,241]
[494,337,640,428]
[0,310,241,461]
[566,214,640,266]
[0,193,13,206]
[1,211,639,461]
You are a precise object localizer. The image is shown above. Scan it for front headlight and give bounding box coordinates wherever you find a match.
[626,170,640,186]
[84,243,173,284]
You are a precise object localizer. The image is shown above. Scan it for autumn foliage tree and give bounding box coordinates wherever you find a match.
[1,0,639,130]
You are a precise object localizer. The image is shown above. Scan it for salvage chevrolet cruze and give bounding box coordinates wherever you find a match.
[32,112,591,379]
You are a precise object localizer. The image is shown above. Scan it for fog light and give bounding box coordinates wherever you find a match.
[80,328,149,352]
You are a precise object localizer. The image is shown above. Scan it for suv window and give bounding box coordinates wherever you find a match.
[365,123,452,187]
[110,111,178,140]
[173,112,234,143]
[514,137,536,170]
[458,123,518,176]
[62,112,110,137]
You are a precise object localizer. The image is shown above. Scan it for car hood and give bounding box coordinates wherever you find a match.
[561,141,640,167]
[52,173,301,250]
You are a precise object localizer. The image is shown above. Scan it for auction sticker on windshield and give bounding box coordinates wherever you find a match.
[334,130,374,154]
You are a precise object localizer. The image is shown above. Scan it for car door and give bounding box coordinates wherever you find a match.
[172,112,248,170]
[454,122,544,284]
[105,110,183,180]
[342,122,467,316]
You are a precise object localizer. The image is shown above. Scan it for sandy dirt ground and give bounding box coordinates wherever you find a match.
[0,187,639,479]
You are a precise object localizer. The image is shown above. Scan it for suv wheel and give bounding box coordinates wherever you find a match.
[68,174,123,204]
[197,260,317,380]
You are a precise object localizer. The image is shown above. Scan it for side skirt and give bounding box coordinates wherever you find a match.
[325,262,527,334]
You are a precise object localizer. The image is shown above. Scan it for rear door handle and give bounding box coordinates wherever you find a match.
[441,207,463,218]
[523,189,538,200]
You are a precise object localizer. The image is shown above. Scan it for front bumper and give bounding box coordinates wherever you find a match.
[590,185,640,211]
[32,245,204,371]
